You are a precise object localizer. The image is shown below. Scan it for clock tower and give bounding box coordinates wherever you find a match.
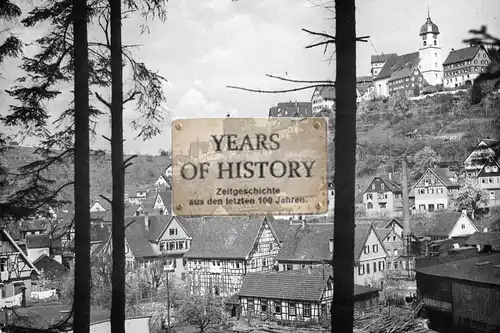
[418,10,442,86]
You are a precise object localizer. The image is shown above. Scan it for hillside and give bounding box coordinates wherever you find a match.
[2,89,499,205]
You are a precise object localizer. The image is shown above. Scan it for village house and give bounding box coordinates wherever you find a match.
[416,253,500,332]
[387,65,428,96]
[311,86,335,114]
[371,53,397,77]
[184,216,280,298]
[152,189,172,215]
[275,222,333,271]
[474,156,500,207]
[426,210,479,241]
[25,234,62,264]
[464,138,500,177]
[356,76,375,102]
[0,228,40,305]
[238,266,380,322]
[90,199,110,212]
[353,224,388,288]
[94,215,193,283]
[442,45,492,89]
[375,228,403,272]
[412,167,459,212]
[268,101,313,118]
[363,175,403,217]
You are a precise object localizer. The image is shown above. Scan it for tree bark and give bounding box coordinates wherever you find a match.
[332,0,356,332]
[110,0,125,331]
[72,0,91,332]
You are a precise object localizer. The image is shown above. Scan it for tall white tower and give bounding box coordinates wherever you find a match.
[418,9,443,86]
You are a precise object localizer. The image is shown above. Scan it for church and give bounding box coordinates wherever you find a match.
[372,12,443,98]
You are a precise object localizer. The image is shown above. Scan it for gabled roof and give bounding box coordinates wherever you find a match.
[90,211,113,222]
[153,216,194,243]
[269,219,292,243]
[184,216,278,259]
[375,52,419,80]
[157,189,172,212]
[276,224,333,262]
[313,86,335,101]
[26,234,51,249]
[375,228,392,242]
[415,167,458,188]
[90,199,111,211]
[33,254,68,279]
[465,232,500,249]
[239,266,378,302]
[443,46,482,66]
[415,253,500,286]
[125,204,141,217]
[364,176,402,193]
[476,156,500,178]
[371,53,397,64]
[355,217,403,230]
[0,228,40,275]
[388,66,417,82]
[354,225,376,259]
[428,212,474,237]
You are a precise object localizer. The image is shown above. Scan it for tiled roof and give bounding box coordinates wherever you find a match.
[428,212,463,237]
[123,216,162,258]
[371,53,397,64]
[276,223,333,262]
[90,199,111,211]
[239,266,379,302]
[269,219,291,243]
[365,176,402,193]
[388,66,415,82]
[465,232,500,249]
[90,211,113,222]
[316,86,335,100]
[473,215,500,231]
[428,167,459,187]
[354,225,374,259]
[356,76,373,83]
[415,253,500,286]
[125,203,141,217]
[429,237,469,253]
[33,254,68,279]
[375,228,392,242]
[157,189,172,213]
[355,217,402,230]
[375,52,419,80]
[269,102,313,117]
[141,198,156,209]
[184,216,274,259]
[443,46,480,66]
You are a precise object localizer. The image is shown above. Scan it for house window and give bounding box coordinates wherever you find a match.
[236,262,240,269]
[275,301,281,313]
[367,202,373,209]
[379,261,385,271]
[248,299,255,314]
[262,259,267,267]
[286,264,292,271]
[372,184,375,190]
[183,259,187,267]
[303,303,311,318]
[261,300,268,312]
[327,281,333,290]
[169,228,177,236]
[372,244,378,253]
[428,204,435,212]
[394,261,399,269]
[394,249,398,256]
[358,265,365,275]
[437,204,444,210]
[381,184,385,190]
[387,262,392,270]
[0,260,6,272]
[461,224,465,229]
[159,242,165,251]
[169,242,175,251]
[392,236,396,242]
[289,302,296,316]
[364,246,370,254]
[373,262,377,272]
[13,283,24,296]
[490,192,495,200]
[366,263,370,274]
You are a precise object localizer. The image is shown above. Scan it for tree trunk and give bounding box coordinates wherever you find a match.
[72,0,91,332]
[110,0,125,331]
[332,0,356,332]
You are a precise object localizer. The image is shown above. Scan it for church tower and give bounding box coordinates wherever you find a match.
[418,9,443,86]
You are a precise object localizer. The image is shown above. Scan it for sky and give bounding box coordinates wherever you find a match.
[0,0,499,155]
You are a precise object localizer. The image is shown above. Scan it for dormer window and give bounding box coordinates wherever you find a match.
[381,184,385,190]
[493,166,499,172]
[485,166,491,173]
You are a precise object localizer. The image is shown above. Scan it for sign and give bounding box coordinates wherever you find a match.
[171,117,328,216]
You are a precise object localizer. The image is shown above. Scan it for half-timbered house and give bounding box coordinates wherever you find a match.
[353,224,388,288]
[0,228,40,303]
[413,167,459,212]
[94,215,193,282]
[464,138,500,177]
[475,155,500,207]
[416,253,500,332]
[238,266,380,322]
[184,216,280,297]
[427,210,479,241]
[363,176,403,217]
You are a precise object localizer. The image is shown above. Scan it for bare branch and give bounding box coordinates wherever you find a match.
[123,91,140,105]
[102,135,111,142]
[265,74,335,85]
[123,155,138,165]
[306,40,335,49]
[99,195,112,205]
[226,84,330,94]
[302,28,335,40]
[125,219,136,230]
[95,92,111,109]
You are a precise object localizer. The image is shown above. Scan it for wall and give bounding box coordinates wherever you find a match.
[374,77,390,97]
[355,229,386,287]
[414,171,455,211]
[443,48,490,89]
[448,214,478,238]
[364,178,402,217]
[246,220,281,274]
[452,281,500,327]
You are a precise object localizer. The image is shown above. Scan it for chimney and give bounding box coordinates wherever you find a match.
[388,172,392,180]
[401,158,410,237]
[329,239,333,253]
[462,209,467,215]
[144,213,149,231]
